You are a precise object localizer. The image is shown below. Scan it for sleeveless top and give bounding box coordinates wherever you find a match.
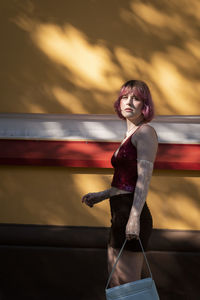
[111,128,140,192]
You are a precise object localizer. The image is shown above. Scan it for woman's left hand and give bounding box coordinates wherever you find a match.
[82,192,101,207]
[125,216,140,240]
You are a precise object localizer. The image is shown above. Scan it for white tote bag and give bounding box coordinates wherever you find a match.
[105,238,160,300]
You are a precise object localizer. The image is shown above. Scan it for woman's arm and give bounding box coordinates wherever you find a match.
[82,187,123,207]
[126,125,158,240]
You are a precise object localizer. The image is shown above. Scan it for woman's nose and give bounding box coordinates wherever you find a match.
[126,96,132,105]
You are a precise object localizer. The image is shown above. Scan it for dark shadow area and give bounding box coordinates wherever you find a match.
[0,225,199,299]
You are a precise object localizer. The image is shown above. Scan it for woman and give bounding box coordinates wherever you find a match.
[82,80,158,287]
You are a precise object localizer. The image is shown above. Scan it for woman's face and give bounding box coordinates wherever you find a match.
[120,90,144,120]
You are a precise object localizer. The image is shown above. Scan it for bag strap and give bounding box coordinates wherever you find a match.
[106,238,153,290]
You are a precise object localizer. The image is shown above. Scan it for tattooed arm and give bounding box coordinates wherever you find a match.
[82,189,112,207]
[126,125,158,240]
[82,187,127,207]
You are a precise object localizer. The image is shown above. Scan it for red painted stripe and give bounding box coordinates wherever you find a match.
[0,139,199,170]
[155,144,200,170]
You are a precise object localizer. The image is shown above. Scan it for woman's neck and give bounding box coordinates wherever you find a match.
[126,115,144,133]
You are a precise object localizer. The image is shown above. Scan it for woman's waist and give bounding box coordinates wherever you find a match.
[110,187,133,197]
[109,197,152,220]
[111,180,137,193]
[111,170,137,193]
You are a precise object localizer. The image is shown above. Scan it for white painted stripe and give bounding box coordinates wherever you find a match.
[0,113,199,144]
[152,123,200,144]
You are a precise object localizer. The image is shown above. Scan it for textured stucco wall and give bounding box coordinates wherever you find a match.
[1,1,199,229]
[1,0,200,114]
[0,166,199,230]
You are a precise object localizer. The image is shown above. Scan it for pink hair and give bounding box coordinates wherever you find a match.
[114,80,155,122]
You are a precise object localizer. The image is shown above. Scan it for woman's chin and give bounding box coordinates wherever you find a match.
[122,111,135,118]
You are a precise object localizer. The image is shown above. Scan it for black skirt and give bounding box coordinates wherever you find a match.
[108,193,153,252]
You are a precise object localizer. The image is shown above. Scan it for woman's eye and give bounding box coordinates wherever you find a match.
[121,95,140,101]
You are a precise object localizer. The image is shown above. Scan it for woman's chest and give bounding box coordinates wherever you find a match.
[112,139,137,166]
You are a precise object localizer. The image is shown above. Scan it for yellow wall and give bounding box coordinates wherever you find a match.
[0,165,199,230]
[1,0,200,115]
[1,1,200,230]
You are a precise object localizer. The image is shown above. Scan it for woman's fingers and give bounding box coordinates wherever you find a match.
[126,233,139,240]
[82,193,90,202]
[126,217,140,240]
[82,196,87,203]
[82,194,94,207]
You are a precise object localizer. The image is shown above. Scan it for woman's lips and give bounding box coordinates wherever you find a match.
[125,108,133,111]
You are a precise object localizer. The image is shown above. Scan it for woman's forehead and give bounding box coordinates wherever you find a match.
[121,86,141,97]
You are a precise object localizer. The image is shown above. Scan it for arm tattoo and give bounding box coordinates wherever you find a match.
[96,186,131,201]
[97,189,112,201]
[130,159,153,218]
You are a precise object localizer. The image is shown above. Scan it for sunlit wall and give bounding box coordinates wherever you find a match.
[1,0,200,114]
[0,166,199,230]
[0,1,200,230]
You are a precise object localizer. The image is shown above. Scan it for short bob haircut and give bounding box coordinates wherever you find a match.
[114,80,155,122]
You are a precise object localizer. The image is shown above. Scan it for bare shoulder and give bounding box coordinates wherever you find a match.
[138,124,158,140]
[132,124,158,162]
[133,124,158,146]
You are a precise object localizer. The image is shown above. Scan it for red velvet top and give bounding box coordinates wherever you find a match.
[111,133,138,192]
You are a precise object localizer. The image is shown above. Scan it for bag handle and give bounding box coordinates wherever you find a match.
[106,238,153,290]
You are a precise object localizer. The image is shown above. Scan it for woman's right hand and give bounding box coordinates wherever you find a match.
[82,192,101,207]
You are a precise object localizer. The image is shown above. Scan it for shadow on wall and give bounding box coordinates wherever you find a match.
[1,0,200,114]
[0,160,199,229]
[150,169,200,230]
[0,164,112,226]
